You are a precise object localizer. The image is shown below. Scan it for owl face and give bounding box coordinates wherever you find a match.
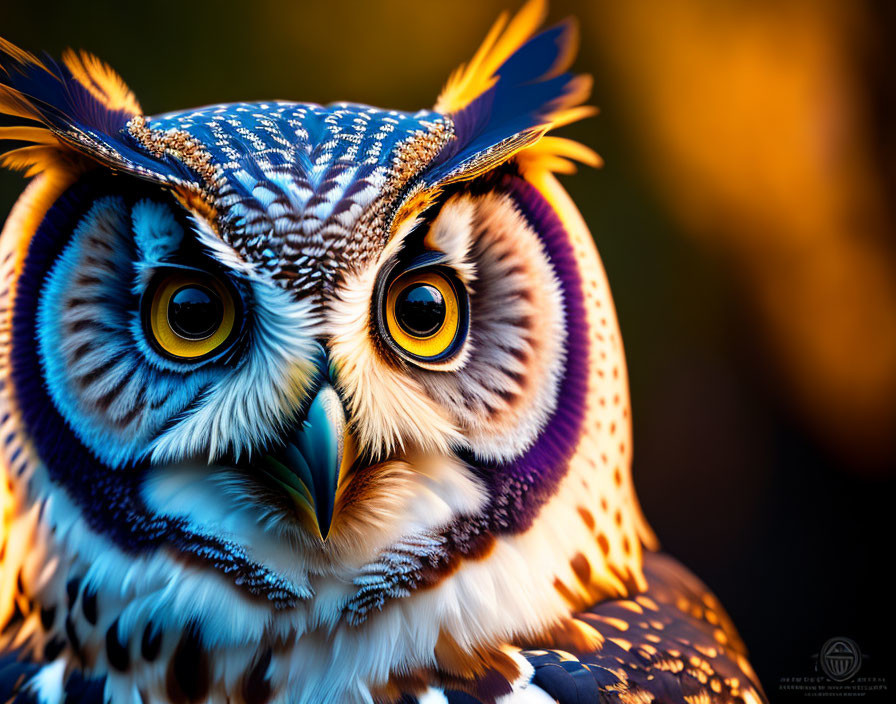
[17,105,568,557]
[0,7,651,701]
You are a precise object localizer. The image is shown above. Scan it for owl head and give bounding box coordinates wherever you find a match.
[0,2,654,701]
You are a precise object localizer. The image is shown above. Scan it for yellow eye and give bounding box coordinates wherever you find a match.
[147,271,237,359]
[385,270,461,360]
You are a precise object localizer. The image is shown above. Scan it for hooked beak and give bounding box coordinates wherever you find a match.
[259,383,351,540]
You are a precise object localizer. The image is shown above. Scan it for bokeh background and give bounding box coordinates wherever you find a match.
[2,0,894,697]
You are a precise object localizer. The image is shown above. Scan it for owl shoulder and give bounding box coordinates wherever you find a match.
[515,551,767,704]
[406,552,766,704]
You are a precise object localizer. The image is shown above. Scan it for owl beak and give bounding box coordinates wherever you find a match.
[260,382,348,540]
[295,383,345,539]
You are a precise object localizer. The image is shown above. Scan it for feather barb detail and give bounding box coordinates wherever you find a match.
[61,49,142,115]
[435,0,549,114]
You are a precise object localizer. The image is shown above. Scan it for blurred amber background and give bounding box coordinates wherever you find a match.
[2,0,894,696]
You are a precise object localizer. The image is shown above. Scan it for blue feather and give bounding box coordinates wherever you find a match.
[425,20,588,185]
[0,38,200,187]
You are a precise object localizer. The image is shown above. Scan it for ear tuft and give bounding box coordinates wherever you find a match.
[1,37,206,194]
[435,0,549,115]
[0,36,141,177]
[427,0,598,185]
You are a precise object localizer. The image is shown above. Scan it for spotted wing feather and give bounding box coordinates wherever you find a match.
[517,552,765,703]
[397,553,766,703]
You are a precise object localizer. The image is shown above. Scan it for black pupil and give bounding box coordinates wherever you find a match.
[168,285,223,340]
[396,284,446,338]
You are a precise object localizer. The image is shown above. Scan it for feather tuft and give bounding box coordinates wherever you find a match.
[435,0,549,115]
[0,145,65,177]
[0,36,134,176]
[0,37,49,75]
[61,49,142,115]
[0,36,195,188]
[427,0,598,184]
[517,135,603,176]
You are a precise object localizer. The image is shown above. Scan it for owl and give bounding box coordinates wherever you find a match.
[0,2,767,703]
